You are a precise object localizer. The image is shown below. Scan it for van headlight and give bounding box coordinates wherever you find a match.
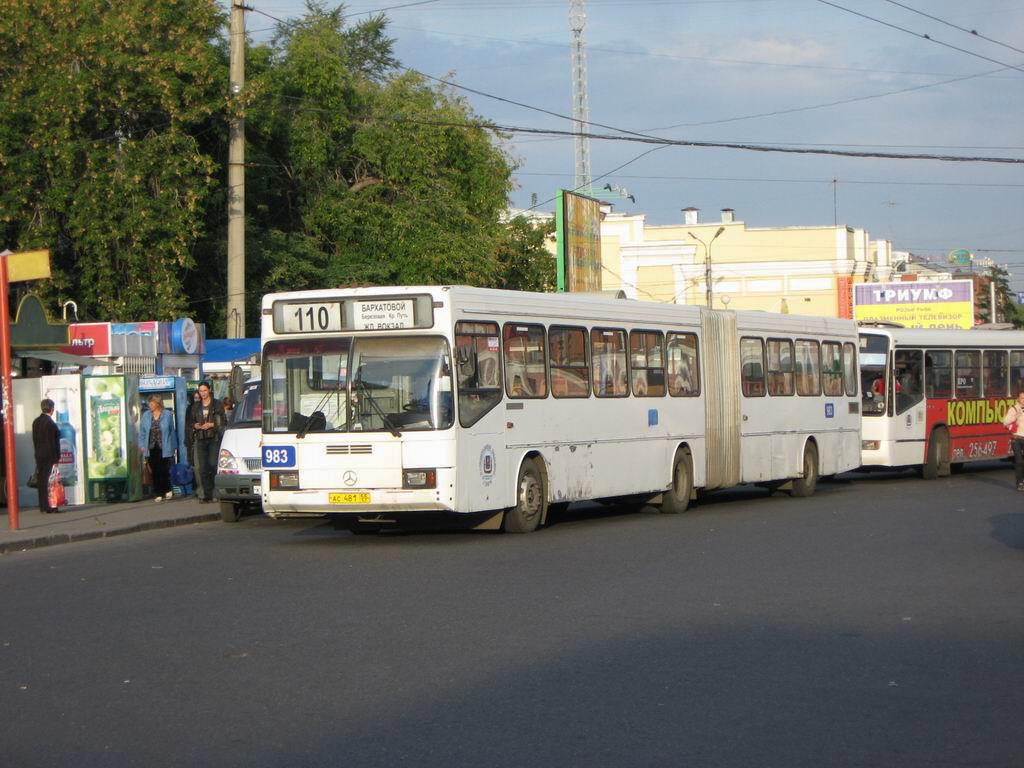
[218,448,242,474]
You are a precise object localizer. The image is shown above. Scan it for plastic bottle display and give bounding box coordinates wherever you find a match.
[54,393,77,486]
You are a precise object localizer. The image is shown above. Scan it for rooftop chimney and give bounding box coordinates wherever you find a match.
[683,207,699,226]
[721,208,735,223]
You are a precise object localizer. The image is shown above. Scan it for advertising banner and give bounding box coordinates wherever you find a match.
[41,374,86,506]
[556,190,602,292]
[64,323,112,356]
[853,280,974,329]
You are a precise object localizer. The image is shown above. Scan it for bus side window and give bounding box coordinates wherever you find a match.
[503,323,547,399]
[1011,351,1024,393]
[667,332,700,397]
[592,328,629,398]
[894,349,924,414]
[455,321,503,428]
[740,337,766,397]
[983,350,1009,398]
[925,350,952,398]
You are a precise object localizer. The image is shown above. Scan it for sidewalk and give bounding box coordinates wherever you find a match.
[0,494,222,555]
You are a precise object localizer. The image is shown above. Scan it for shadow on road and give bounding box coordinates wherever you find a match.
[989,512,1024,550]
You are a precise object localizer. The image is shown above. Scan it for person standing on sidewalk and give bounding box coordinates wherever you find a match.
[1002,388,1024,490]
[32,399,61,514]
[139,395,177,502]
[191,382,226,503]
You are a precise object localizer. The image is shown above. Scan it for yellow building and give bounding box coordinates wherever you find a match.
[600,207,899,318]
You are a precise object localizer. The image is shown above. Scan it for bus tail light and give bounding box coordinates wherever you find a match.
[270,470,300,489]
[862,440,880,450]
[403,469,436,489]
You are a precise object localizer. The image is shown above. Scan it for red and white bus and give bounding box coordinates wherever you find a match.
[859,326,1024,477]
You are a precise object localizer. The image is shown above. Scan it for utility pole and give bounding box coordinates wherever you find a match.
[569,0,591,191]
[688,227,725,307]
[226,1,246,339]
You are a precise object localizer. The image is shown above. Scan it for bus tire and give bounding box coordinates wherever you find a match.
[791,443,819,498]
[923,428,950,479]
[504,459,546,533]
[660,449,693,514]
[220,501,242,523]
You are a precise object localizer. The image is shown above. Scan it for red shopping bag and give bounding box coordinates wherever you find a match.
[47,466,66,508]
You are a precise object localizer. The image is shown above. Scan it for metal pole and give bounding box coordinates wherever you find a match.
[0,255,20,530]
[991,272,998,323]
[226,1,246,339]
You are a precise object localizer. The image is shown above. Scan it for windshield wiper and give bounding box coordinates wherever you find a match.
[354,377,401,438]
[297,388,337,439]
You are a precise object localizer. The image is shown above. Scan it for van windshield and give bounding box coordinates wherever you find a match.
[262,336,454,434]
[231,383,263,426]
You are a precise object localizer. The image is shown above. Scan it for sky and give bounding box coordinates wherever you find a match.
[237,0,1024,287]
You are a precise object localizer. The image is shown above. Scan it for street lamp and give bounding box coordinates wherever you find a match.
[688,226,726,307]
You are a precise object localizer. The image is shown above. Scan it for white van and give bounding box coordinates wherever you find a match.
[214,377,262,522]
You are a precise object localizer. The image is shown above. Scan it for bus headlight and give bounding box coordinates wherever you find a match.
[862,440,880,450]
[403,469,436,489]
[270,470,300,489]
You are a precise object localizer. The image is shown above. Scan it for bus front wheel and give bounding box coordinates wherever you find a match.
[504,459,546,533]
[791,443,819,498]
[660,449,693,514]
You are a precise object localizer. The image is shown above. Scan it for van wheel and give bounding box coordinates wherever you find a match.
[922,428,950,479]
[220,501,241,523]
[504,459,546,533]
[791,443,819,498]
[660,449,693,514]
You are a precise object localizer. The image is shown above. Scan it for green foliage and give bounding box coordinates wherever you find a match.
[2,0,551,335]
[494,216,557,292]
[0,0,226,320]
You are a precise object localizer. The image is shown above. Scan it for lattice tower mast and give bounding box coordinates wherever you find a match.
[569,0,591,190]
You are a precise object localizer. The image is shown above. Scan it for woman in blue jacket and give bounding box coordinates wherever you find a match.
[138,395,177,501]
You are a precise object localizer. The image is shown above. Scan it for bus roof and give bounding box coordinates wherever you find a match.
[262,285,858,337]
[859,325,1024,348]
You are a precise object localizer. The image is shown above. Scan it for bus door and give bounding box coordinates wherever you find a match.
[453,321,508,514]
[891,348,926,464]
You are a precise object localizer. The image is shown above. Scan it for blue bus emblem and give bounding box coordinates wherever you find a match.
[262,445,296,468]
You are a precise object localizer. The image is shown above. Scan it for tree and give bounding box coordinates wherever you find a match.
[231,3,516,329]
[0,0,226,320]
[979,265,1023,328]
[493,216,557,292]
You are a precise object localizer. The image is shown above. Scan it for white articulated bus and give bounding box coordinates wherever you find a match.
[859,325,1024,477]
[259,286,862,532]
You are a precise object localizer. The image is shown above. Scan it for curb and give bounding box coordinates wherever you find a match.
[0,511,222,555]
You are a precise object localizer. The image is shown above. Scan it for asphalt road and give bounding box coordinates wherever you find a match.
[1,463,1022,768]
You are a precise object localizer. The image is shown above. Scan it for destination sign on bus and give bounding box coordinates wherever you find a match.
[277,302,344,334]
[352,299,414,330]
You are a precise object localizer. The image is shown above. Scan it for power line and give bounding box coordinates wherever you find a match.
[512,171,1024,189]
[813,0,1024,73]
[878,0,1024,56]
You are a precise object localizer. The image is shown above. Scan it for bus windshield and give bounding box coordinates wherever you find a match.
[859,333,889,416]
[263,336,453,434]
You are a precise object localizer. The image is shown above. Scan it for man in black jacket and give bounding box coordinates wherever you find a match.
[32,398,61,514]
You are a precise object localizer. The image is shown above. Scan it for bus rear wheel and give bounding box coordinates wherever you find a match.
[922,428,950,479]
[791,443,819,498]
[660,449,693,514]
[504,459,546,533]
